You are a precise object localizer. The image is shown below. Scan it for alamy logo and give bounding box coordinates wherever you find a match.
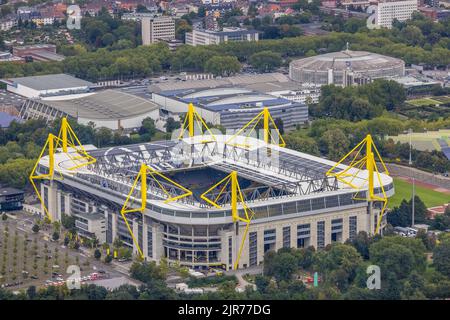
[67,5,82,30]
[366,265,381,290]
[66,265,81,290]
[366,5,379,30]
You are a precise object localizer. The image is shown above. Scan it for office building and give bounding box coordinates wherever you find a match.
[141,16,176,45]
[185,27,259,46]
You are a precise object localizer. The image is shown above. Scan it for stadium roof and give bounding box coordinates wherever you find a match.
[40,89,160,120]
[5,74,93,91]
[290,50,404,72]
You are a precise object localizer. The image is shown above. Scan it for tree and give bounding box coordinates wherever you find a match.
[0,158,35,188]
[94,249,102,260]
[319,128,349,160]
[175,19,192,41]
[285,135,320,156]
[139,117,156,138]
[263,250,297,282]
[347,231,372,260]
[164,117,180,133]
[32,224,40,233]
[52,232,60,241]
[433,240,450,277]
[388,196,427,227]
[26,285,36,299]
[314,244,363,291]
[249,51,282,72]
[204,56,241,76]
[95,127,113,147]
[369,236,426,280]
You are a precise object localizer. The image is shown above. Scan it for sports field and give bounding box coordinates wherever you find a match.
[389,177,450,208]
[387,129,450,152]
[407,97,442,107]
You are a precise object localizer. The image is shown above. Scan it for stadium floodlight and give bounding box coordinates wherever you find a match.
[225,107,286,148]
[178,103,216,143]
[200,171,254,270]
[120,163,193,258]
[326,134,390,234]
[29,117,96,221]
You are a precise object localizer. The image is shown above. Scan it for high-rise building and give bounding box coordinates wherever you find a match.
[141,16,175,45]
[377,0,418,28]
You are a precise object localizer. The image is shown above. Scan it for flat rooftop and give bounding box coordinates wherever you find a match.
[149,73,290,93]
[35,89,160,120]
[155,87,295,112]
[0,187,24,196]
[4,74,93,91]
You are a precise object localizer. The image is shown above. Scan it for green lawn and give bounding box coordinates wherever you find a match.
[407,97,441,107]
[389,177,450,208]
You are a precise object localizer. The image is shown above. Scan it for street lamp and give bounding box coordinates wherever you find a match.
[409,128,415,228]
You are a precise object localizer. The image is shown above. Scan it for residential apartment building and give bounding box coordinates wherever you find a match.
[0,18,17,31]
[141,16,176,45]
[185,27,259,46]
[377,0,418,28]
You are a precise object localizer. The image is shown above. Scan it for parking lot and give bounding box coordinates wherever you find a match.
[0,211,127,291]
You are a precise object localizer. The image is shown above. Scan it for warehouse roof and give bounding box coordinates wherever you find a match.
[39,89,160,120]
[5,74,93,91]
[149,73,290,93]
[155,86,294,112]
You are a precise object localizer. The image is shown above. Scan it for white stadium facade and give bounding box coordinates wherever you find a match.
[34,132,394,270]
[18,89,160,130]
[289,50,405,87]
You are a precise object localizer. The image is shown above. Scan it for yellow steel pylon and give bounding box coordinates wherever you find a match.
[178,103,216,142]
[326,134,390,234]
[225,107,286,148]
[29,117,96,221]
[120,163,193,258]
[200,171,254,270]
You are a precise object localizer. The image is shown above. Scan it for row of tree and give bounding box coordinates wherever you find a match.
[2,233,450,300]
[2,24,450,81]
[286,114,450,172]
[0,117,166,188]
[312,80,406,121]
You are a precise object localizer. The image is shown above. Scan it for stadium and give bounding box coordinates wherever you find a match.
[289,50,405,86]
[31,109,394,270]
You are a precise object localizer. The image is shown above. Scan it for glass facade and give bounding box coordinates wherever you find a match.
[317,221,325,249]
[349,216,357,241]
[282,226,291,248]
[264,229,276,253]
[297,223,310,248]
[249,232,257,267]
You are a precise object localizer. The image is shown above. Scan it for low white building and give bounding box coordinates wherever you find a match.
[18,89,161,130]
[185,27,259,46]
[269,85,322,104]
[2,74,93,98]
[0,19,18,31]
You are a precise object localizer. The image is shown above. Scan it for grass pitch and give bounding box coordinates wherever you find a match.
[407,97,442,107]
[389,177,450,208]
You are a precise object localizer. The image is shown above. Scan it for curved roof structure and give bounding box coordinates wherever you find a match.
[40,89,159,120]
[290,50,405,73]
